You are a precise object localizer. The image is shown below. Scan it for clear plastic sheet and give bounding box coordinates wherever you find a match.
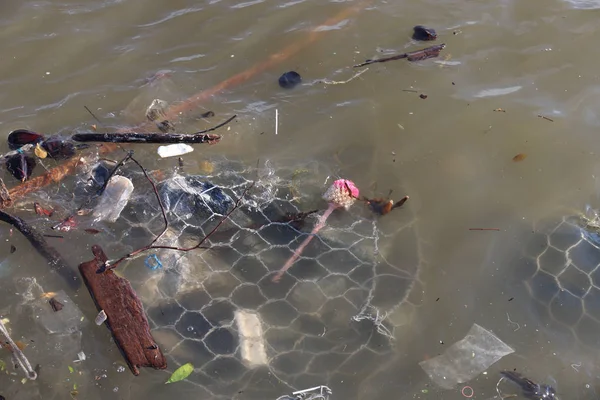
[419,323,515,389]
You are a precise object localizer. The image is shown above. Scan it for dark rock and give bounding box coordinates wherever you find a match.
[158,175,234,226]
[278,71,302,89]
[412,25,437,41]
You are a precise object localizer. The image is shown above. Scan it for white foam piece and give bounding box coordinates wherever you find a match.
[157,144,194,158]
[235,310,268,368]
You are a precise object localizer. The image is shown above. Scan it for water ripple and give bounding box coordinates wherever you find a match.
[277,0,306,8]
[563,0,600,9]
[231,0,265,9]
[60,0,125,15]
[171,54,206,63]
[138,7,204,28]
[35,92,80,111]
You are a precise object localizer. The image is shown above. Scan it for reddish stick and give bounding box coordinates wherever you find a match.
[272,179,359,282]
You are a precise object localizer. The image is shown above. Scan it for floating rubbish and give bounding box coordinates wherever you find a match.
[29,290,86,335]
[95,310,107,325]
[7,129,44,150]
[235,310,268,367]
[419,323,515,389]
[6,153,36,182]
[41,137,76,160]
[278,71,302,89]
[93,175,134,223]
[499,370,557,400]
[145,99,169,122]
[276,385,332,400]
[144,254,163,270]
[157,143,194,158]
[74,351,86,362]
[48,296,64,312]
[412,25,437,41]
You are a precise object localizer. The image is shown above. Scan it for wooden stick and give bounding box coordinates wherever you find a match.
[79,245,167,375]
[71,132,221,144]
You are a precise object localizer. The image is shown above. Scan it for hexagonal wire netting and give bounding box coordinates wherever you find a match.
[17,153,426,400]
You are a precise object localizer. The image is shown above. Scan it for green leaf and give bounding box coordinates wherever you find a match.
[68,365,74,374]
[165,363,194,384]
[0,360,6,371]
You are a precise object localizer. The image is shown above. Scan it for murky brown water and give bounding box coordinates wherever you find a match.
[3,0,600,399]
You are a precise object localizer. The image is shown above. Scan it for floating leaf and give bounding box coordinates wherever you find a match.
[34,143,48,159]
[165,362,194,384]
[512,153,527,162]
[0,359,6,371]
[68,365,74,374]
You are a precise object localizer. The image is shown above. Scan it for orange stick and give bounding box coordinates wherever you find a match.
[5,0,372,205]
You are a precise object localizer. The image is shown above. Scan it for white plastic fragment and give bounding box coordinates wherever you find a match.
[419,323,515,389]
[95,310,107,325]
[235,310,268,367]
[157,144,194,158]
[93,175,134,223]
[74,351,86,362]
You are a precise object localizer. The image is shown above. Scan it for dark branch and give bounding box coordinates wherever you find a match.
[353,44,446,68]
[70,115,237,144]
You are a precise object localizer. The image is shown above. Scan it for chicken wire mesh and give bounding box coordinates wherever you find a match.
[3,152,426,400]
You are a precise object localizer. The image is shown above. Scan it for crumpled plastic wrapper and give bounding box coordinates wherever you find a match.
[419,323,514,389]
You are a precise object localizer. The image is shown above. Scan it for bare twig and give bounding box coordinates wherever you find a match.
[98,172,255,273]
[127,156,169,247]
[353,44,446,68]
[84,106,103,125]
[315,68,369,85]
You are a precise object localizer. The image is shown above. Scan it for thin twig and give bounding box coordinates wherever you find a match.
[353,44,446,68]
[99,178,255,273]
[0,318,37,380]
[84,106,103,125]
[128,155,169,247]
[97,152,132,196]
[191,114,236,134]
[315,68,369,85]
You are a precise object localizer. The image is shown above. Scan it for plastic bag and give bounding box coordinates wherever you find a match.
[419,323,514,389]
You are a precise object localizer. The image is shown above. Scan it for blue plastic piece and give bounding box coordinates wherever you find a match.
[145,254,163,270]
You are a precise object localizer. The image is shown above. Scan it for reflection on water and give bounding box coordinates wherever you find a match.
[2,0,600,399]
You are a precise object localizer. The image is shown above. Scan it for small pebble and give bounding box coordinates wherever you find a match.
[278,71,302,89]
[419,94,428,99]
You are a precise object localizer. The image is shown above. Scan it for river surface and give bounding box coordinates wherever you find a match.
[2,0,600,399]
